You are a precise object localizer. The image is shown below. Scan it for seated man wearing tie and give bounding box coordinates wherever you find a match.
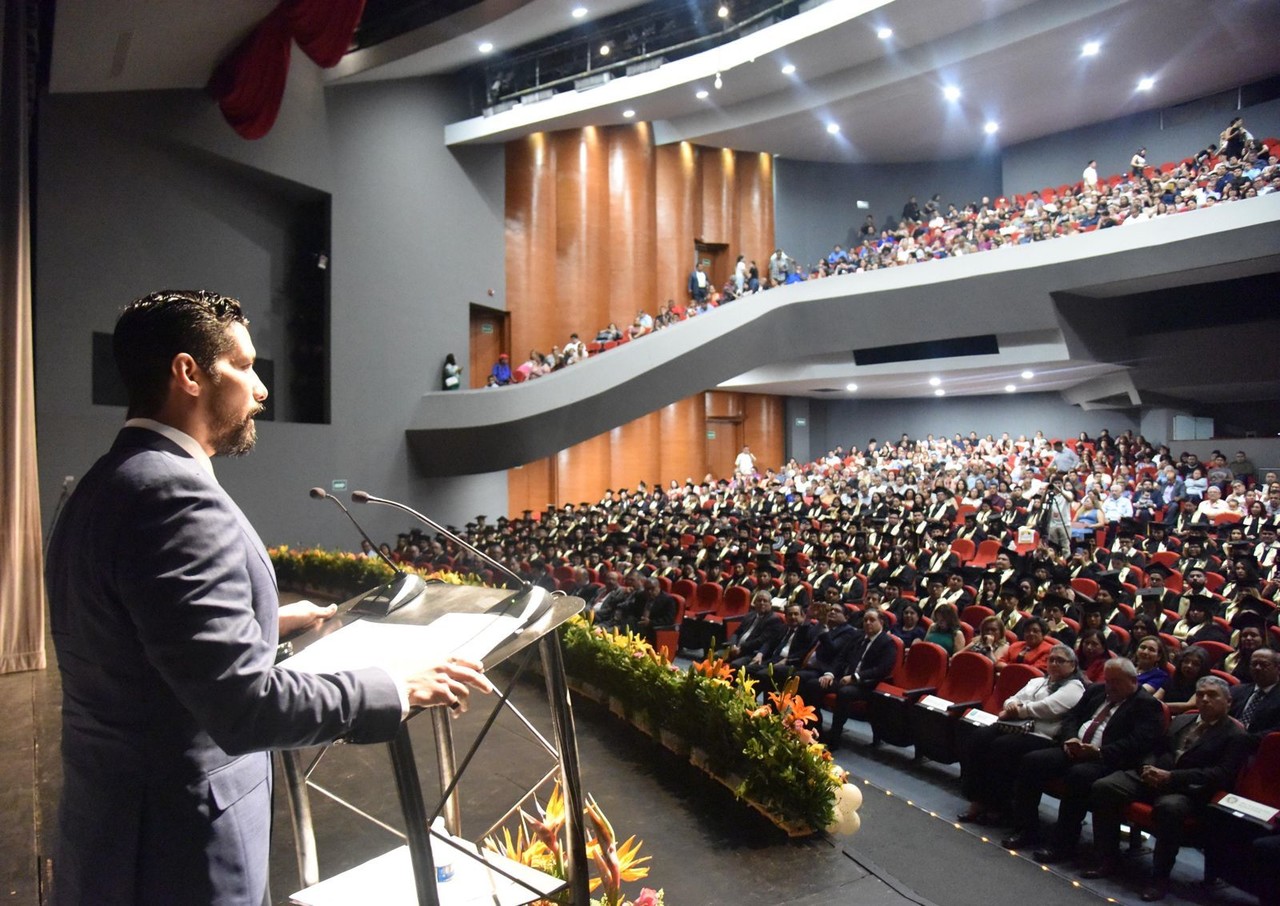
[1085,675,1250,901]
[724,590,785,670]
[1231,648,1280,739]
[813,609,897,750]
[746,603,819,692]
[1001,658,1163,861]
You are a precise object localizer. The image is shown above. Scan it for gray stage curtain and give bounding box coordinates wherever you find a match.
[0,0,47,673]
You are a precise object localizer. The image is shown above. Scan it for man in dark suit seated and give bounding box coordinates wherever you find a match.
[627,576,679,646]
[1231,648,1280,739]
[746,603,819,692]
[45,291,492,905]
[1001,658,1163,861]
[813,609,898,750]
[1085,675,1251,901]
[725,590,785,670]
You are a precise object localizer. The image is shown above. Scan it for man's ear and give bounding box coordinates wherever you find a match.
[170,353,203,399]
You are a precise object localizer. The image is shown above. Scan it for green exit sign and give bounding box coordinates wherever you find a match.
[706,431,716,439]
[331,479,348,492]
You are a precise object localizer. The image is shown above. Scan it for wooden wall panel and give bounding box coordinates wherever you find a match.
[506,133,557,364]
[659,395,707,485]
[545,129,607,359]
[654,142,698,310]
[508,454,554,518]
[735,152,774,282]
[704,391,743,419]
[607,124,657,329]
[743,394,785,471]
[555,431,611,509]
[698,147,733,244]
[610,411,659,492]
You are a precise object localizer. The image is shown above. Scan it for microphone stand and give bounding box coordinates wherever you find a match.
[310,487,425,616]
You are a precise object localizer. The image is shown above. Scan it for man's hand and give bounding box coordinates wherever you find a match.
[1140,765,1171,789]
[278,600,338,637]
[401,657,493,713]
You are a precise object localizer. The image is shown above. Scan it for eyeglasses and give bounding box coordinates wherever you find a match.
[1045,656,1072,664]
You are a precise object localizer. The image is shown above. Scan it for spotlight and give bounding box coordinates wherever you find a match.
[929,377,942,387]
[877,27,893,40]
[718,4,729,18]
[599,43,610,56]
[1005,384,1016,393]
[984,121,999,134]
[478,41,494,54]
[1021,370,1034,379]
[572,6,588,19]
[943,85,961,102]
[1137,76,1155,91]
[1081,40,1100,56]
[781,63,796,75]
[696,89,709,99]
[827,123,840,135]
[934,388,946,397]
[846,383,858,392]
[622,109,635,118]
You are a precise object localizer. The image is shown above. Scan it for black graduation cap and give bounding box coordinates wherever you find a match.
[1231,608,1269,631]
[1144,562,1173,578]
[1135,587,1164,600]
[925,572,947,586]
[1183,592,1217,613]
[997,582,1023,599]
[1041,591,1072,611]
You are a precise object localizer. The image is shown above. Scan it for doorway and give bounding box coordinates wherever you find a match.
[705,417,743,480]
[469,304,510,388]
[694,241,730,297]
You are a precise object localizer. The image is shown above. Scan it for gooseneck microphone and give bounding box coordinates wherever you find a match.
[351,489,528,590]
[310,487,425,616]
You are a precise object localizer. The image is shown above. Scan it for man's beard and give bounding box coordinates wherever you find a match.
[210,402,265,457]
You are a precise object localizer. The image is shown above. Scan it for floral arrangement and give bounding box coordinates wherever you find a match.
[268,545,480,598]
[485,781,664,906]
[559,616,857,834]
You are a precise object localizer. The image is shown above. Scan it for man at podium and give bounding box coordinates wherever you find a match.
[45,290,491,906]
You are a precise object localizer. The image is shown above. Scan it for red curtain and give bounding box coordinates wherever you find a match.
[208,0,366,140]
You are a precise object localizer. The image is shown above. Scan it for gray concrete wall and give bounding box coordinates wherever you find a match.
[35,58,508,551]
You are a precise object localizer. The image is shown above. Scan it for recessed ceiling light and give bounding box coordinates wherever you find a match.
[622,109,635,118]
[943,85,961,102]
[1021,370,1034,379]
[478,41,494,54]
[929,377,942,387]
[781,63,796,75]
[1137,76,1155,91]
[695,89,709,99]
[599,43,610,55]
[572,6,588,19]
[934,388,946,397]
[984,121,999,134]
[846,383,858,392]
[718,4,729,18]
[877,27,893,40]
[1005,384,1017,393]
[827,123,840,135]
[1081,40,1100,56]
[714,72,723,90]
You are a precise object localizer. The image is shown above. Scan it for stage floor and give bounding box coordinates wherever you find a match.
[4,632,1261,906]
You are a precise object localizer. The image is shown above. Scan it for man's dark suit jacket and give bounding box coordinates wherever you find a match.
[46,428,404,905]
[804,622,856,673]
[832,630,898,688]
[1148,713,1251,799]
[729,610,786,657]
[1230,682,1280,738]
[1056,683,1164,770]
[762,621,821,668]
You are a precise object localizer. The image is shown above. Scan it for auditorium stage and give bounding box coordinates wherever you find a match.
[4,637,1259,906]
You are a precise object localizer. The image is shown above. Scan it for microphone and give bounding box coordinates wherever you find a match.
[309,487,425,616]
[351,490,528,590]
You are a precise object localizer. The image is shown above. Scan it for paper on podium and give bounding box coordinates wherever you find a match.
[281,613,521,675]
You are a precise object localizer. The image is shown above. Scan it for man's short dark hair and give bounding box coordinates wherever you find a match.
[113,290,248,417]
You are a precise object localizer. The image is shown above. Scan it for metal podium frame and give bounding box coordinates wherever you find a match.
[278,582,589,906]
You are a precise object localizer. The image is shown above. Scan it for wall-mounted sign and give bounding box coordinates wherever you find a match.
[794,418,807,427]
[706,431,716,439]
[331,479,348,492]
[481,323,494,334]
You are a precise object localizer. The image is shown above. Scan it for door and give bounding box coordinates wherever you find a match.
[469,304,509,388]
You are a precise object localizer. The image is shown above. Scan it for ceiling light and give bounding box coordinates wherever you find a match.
[572,6,588,19]
[1081,40,1100,56]
[1021,370,1034,379]
[622,109,635,118]
[984,121,999,134]
[714,72,723,90]
[1005,384,1017,393]
[943,85,961,102]
[696,89,709,99]
[1137,76,1155,91]
[599,43,610,55]
[846,383,858,392]
[718,4,730,18]
[934,388,946,397]
[827,123,840,135]
[929,377,942,387]
[478,41,494,54]
[781,63,796,75]
[877,27,893,40]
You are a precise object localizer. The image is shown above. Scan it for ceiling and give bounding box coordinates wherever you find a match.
[50,0,1280,163]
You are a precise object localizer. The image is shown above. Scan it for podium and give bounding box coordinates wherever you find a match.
[277,579,588,906]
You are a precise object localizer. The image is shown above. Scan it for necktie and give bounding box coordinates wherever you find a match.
[778,629,795,660]
[1081,700,1117,744]
[1174,720,1206,762]
[1242,688,1264,727]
